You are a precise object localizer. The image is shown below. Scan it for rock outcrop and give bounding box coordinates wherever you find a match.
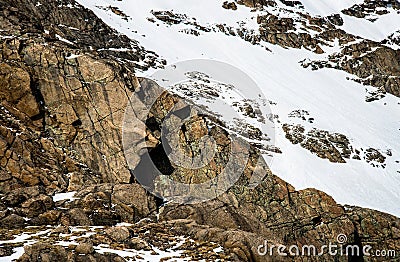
[282,124,388,167]
[303,40,400,98]
[342,0,400,19]
[0,0,399,261]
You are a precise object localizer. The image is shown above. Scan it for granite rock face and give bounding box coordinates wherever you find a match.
[0,0,158,234]
[0,0,399,261]
[0,0,164,70]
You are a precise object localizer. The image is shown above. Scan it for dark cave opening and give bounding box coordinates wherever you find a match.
[130,142,175,207]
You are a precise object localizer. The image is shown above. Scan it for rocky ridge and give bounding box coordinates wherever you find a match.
[0,0,399,261]
[148,0,400,98]
[282,124,388,167]
[342,0,400,20]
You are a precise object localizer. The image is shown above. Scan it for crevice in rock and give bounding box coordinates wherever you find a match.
[149,143,175,176]
[28,75,46,131]
[311,215,322,226]
[71,119,82,127]
[347,227,364,262]
[145,116,160,132]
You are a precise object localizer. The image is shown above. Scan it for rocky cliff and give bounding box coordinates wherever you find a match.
[0,0,399,261]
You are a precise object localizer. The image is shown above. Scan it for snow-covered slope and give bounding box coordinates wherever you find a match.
[77,0,400,216]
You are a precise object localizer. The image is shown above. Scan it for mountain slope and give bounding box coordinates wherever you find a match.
[0,0,399,261]
[76,0,400,216]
